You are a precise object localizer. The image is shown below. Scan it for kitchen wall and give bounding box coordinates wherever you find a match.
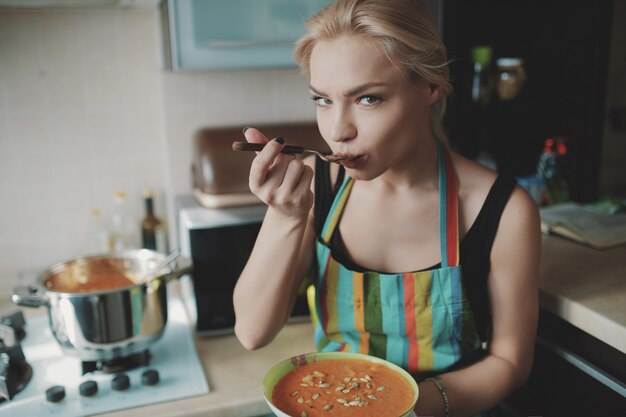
[161,68,314,221]
[0,7,314,297]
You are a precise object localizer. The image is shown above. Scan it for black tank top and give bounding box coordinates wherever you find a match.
[313,157,517,342]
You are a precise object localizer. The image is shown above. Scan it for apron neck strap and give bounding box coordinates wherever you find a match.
[321,176,355,244]
[437,137,460,268]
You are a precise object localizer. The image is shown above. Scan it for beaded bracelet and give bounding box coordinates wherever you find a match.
[426,375,451,417]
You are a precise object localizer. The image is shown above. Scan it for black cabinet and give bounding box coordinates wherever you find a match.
[442,0,614,202]
[499,310,626,417]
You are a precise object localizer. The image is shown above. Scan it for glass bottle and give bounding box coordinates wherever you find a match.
[536,138,570,205]
[496,58,527,100]
[141,189,168,254]
[470,46,495,104]
[86,209,110,254]
[109,192,136,252]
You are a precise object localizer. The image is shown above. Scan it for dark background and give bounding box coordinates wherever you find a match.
[442,0,614,202]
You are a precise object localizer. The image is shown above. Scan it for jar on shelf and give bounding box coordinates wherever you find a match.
[496,58,527,100]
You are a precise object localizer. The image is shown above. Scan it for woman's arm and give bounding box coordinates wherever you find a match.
[233,128,317,350]
[415,186,541,417]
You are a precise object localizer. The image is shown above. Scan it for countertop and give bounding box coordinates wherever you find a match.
[538,234,626,354]
[1,234,625,416]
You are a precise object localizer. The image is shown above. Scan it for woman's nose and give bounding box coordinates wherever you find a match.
[328,109,357,143]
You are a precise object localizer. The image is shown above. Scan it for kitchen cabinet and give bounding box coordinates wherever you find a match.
[502,310,626,416]
[498,235,626,416]
[443,0,614,202]
[161,0,333,71]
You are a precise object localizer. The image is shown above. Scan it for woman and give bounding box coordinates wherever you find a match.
[233,1,541,416]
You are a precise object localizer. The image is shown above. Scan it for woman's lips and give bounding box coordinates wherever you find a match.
[340,154,367,168]
[334,152,360,161]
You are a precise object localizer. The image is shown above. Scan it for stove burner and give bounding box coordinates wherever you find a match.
[0,311,32,402]
[0,350,33,403]
[81,350,151,375]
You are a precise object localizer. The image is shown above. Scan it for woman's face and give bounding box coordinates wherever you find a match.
[309,34,438,181]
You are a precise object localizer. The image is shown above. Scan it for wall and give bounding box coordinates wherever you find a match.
[161,69,314,226]
[0,8,315,297]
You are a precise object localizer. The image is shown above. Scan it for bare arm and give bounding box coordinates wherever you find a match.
[233,128,317,350]
[415,186,541,417]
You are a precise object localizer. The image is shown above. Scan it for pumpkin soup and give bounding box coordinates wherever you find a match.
[271,358,415,417]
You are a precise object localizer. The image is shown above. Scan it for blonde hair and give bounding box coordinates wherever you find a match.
[294,0,451,142]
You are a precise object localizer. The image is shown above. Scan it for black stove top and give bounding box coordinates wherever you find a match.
[0,311,32,402]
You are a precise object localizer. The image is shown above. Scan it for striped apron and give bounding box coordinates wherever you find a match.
[312,139,483,376]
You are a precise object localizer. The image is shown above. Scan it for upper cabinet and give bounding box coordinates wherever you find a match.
[161,0,333,71]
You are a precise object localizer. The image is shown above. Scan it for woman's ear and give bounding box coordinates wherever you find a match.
[428,84,443,105]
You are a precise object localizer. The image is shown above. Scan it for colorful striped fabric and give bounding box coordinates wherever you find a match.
[313,139,481,375]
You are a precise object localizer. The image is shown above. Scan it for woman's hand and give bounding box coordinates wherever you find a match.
[245,128,314,219]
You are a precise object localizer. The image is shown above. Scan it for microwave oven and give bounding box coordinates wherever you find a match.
[176,196,310,335]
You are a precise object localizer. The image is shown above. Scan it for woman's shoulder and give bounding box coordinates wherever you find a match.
[452,152,497,189]
[451,150,538,235]
[451,152,499,228]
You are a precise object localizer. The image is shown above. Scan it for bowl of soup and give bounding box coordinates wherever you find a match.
[263,351,419,417]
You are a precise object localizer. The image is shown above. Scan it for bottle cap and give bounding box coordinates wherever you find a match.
[143,188,154,198]
[114,192,127,201]
[89,209,102,217]
[471,46,493,66]
[496,57,524,68]
[543,138,554,153]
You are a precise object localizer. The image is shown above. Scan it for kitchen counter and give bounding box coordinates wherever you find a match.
[1,234,624,416]
[539,234,626,354]
[98,320,315,417]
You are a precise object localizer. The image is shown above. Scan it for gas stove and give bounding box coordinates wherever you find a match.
[0,294,209,417]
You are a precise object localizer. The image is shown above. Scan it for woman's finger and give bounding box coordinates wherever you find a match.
[243,127,269,145]
[279,159,306,193]
[249,138,287,191]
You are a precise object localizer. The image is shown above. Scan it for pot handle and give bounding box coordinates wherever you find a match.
[163,256,193,283]
[12,285,49,308]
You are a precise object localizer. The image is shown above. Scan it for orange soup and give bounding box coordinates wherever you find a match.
[272,358,415,417]
[45,259,136,293]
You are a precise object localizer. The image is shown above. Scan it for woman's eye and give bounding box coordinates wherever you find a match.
[311,95,332,106]
[358,95,381,106]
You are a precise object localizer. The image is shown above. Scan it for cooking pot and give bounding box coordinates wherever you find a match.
[11,249,192,361]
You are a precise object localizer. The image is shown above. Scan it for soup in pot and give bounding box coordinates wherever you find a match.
[271,358,415,417]
[45,258,136,293]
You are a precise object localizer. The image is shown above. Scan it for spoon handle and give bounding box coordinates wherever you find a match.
[232,141,305,155]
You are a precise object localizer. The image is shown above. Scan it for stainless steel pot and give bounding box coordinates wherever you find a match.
[12,249,192,361]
